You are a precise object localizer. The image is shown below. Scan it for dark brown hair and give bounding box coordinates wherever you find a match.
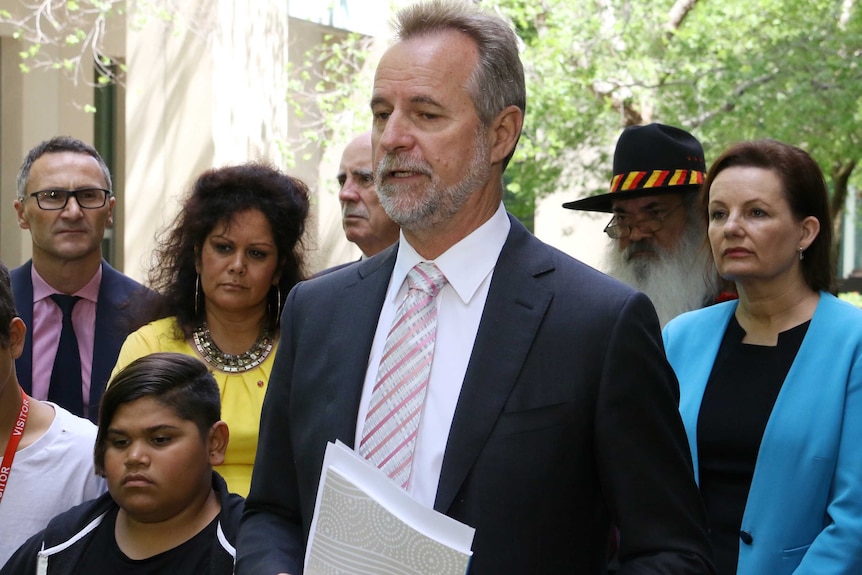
[701,139,833,292]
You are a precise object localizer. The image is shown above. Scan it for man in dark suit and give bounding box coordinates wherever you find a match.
[237,2,714,574]
[11,136,152,422]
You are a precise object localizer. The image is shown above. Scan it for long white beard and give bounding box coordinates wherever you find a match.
[604,222,720,327]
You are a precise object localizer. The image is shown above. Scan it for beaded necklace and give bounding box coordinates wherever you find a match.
[192,324,273,373]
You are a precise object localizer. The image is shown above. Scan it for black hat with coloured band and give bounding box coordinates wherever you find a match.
[563,123,706,213]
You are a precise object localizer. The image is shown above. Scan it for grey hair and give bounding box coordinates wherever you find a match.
[393,0,525,169]
[17,136,112,198]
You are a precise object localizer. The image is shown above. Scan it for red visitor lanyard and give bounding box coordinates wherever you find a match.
[0,388,30,506]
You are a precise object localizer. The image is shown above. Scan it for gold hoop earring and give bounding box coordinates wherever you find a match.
[195,274,201,316]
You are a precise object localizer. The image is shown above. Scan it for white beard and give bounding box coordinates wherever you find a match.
[604,221,720,327]
[376,128,489,233]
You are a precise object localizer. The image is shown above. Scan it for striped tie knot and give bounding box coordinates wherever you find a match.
[408,262,446,297]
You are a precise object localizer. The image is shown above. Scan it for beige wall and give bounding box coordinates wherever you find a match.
[535,193,608,272]
[0,36,24,264]
[0,36,94,267]
[123,0,300,283]
[123,1,216,282]
[533,147,613,273]
[0,1,324,282]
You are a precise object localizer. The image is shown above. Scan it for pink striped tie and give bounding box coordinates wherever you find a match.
[359,262,447,489]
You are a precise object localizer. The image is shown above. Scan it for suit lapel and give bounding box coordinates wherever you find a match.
[435,218,555,512]
[319,248,398,449]
[91,261,126,412]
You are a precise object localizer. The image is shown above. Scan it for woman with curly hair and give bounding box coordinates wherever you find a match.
[113,163,309,496]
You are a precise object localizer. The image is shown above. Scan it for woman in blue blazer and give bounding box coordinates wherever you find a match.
[663,139,862,574]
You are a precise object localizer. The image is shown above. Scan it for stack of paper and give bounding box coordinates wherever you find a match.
[305,441,475,575]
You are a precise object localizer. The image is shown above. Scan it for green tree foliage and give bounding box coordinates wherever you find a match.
[1,0,125,85]
[660,0,860,227]
[284,31,375,167]
[489,0,861,232]
[0,0,184,88]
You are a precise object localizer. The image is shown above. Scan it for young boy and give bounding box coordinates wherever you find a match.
[1,352,242,574]
[0,261,105,565]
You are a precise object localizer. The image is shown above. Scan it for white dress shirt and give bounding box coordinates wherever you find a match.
[355,203,511,507]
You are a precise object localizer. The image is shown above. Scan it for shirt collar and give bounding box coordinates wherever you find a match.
[391,203,510,304]
[32,263,102,304]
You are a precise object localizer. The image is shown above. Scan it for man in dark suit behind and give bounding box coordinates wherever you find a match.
[11,136,152,422]
[237,1,714,574]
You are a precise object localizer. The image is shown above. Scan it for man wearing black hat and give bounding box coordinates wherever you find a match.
[564,123,724,326]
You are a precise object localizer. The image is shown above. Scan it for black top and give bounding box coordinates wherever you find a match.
[73,507,218,574]
[0,472,243,575]
[697,315,809,575]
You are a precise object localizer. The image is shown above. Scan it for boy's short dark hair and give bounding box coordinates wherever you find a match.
[94,352,221,474]
[0,261,19,347]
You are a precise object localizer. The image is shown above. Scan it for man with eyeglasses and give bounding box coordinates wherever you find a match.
[10,136,152,421]
[564,123,728,327]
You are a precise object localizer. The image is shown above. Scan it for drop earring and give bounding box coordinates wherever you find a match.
[798,247,805,261]
[275,285,282,324]
[195,274,201,315]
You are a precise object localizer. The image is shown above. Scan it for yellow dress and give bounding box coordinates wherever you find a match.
[111,317,277,497]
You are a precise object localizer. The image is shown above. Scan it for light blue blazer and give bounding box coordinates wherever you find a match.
[663,292,862,575]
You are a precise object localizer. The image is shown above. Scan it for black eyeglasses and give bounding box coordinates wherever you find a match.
[603,203,684,240]
[27,188,111,210]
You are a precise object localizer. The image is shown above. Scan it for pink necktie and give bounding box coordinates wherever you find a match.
[359,262,447,489]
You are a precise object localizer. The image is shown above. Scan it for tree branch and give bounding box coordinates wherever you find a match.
[690,73,777,127]
[667,0,699,32]
[830,159,857,224]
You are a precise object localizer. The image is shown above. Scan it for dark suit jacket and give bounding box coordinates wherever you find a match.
[311,259,358,278]
[11,259,154,421]
[237,215,714,574]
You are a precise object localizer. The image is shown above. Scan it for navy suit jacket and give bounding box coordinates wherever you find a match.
[237,215,714,574]
[11,259,153,421]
